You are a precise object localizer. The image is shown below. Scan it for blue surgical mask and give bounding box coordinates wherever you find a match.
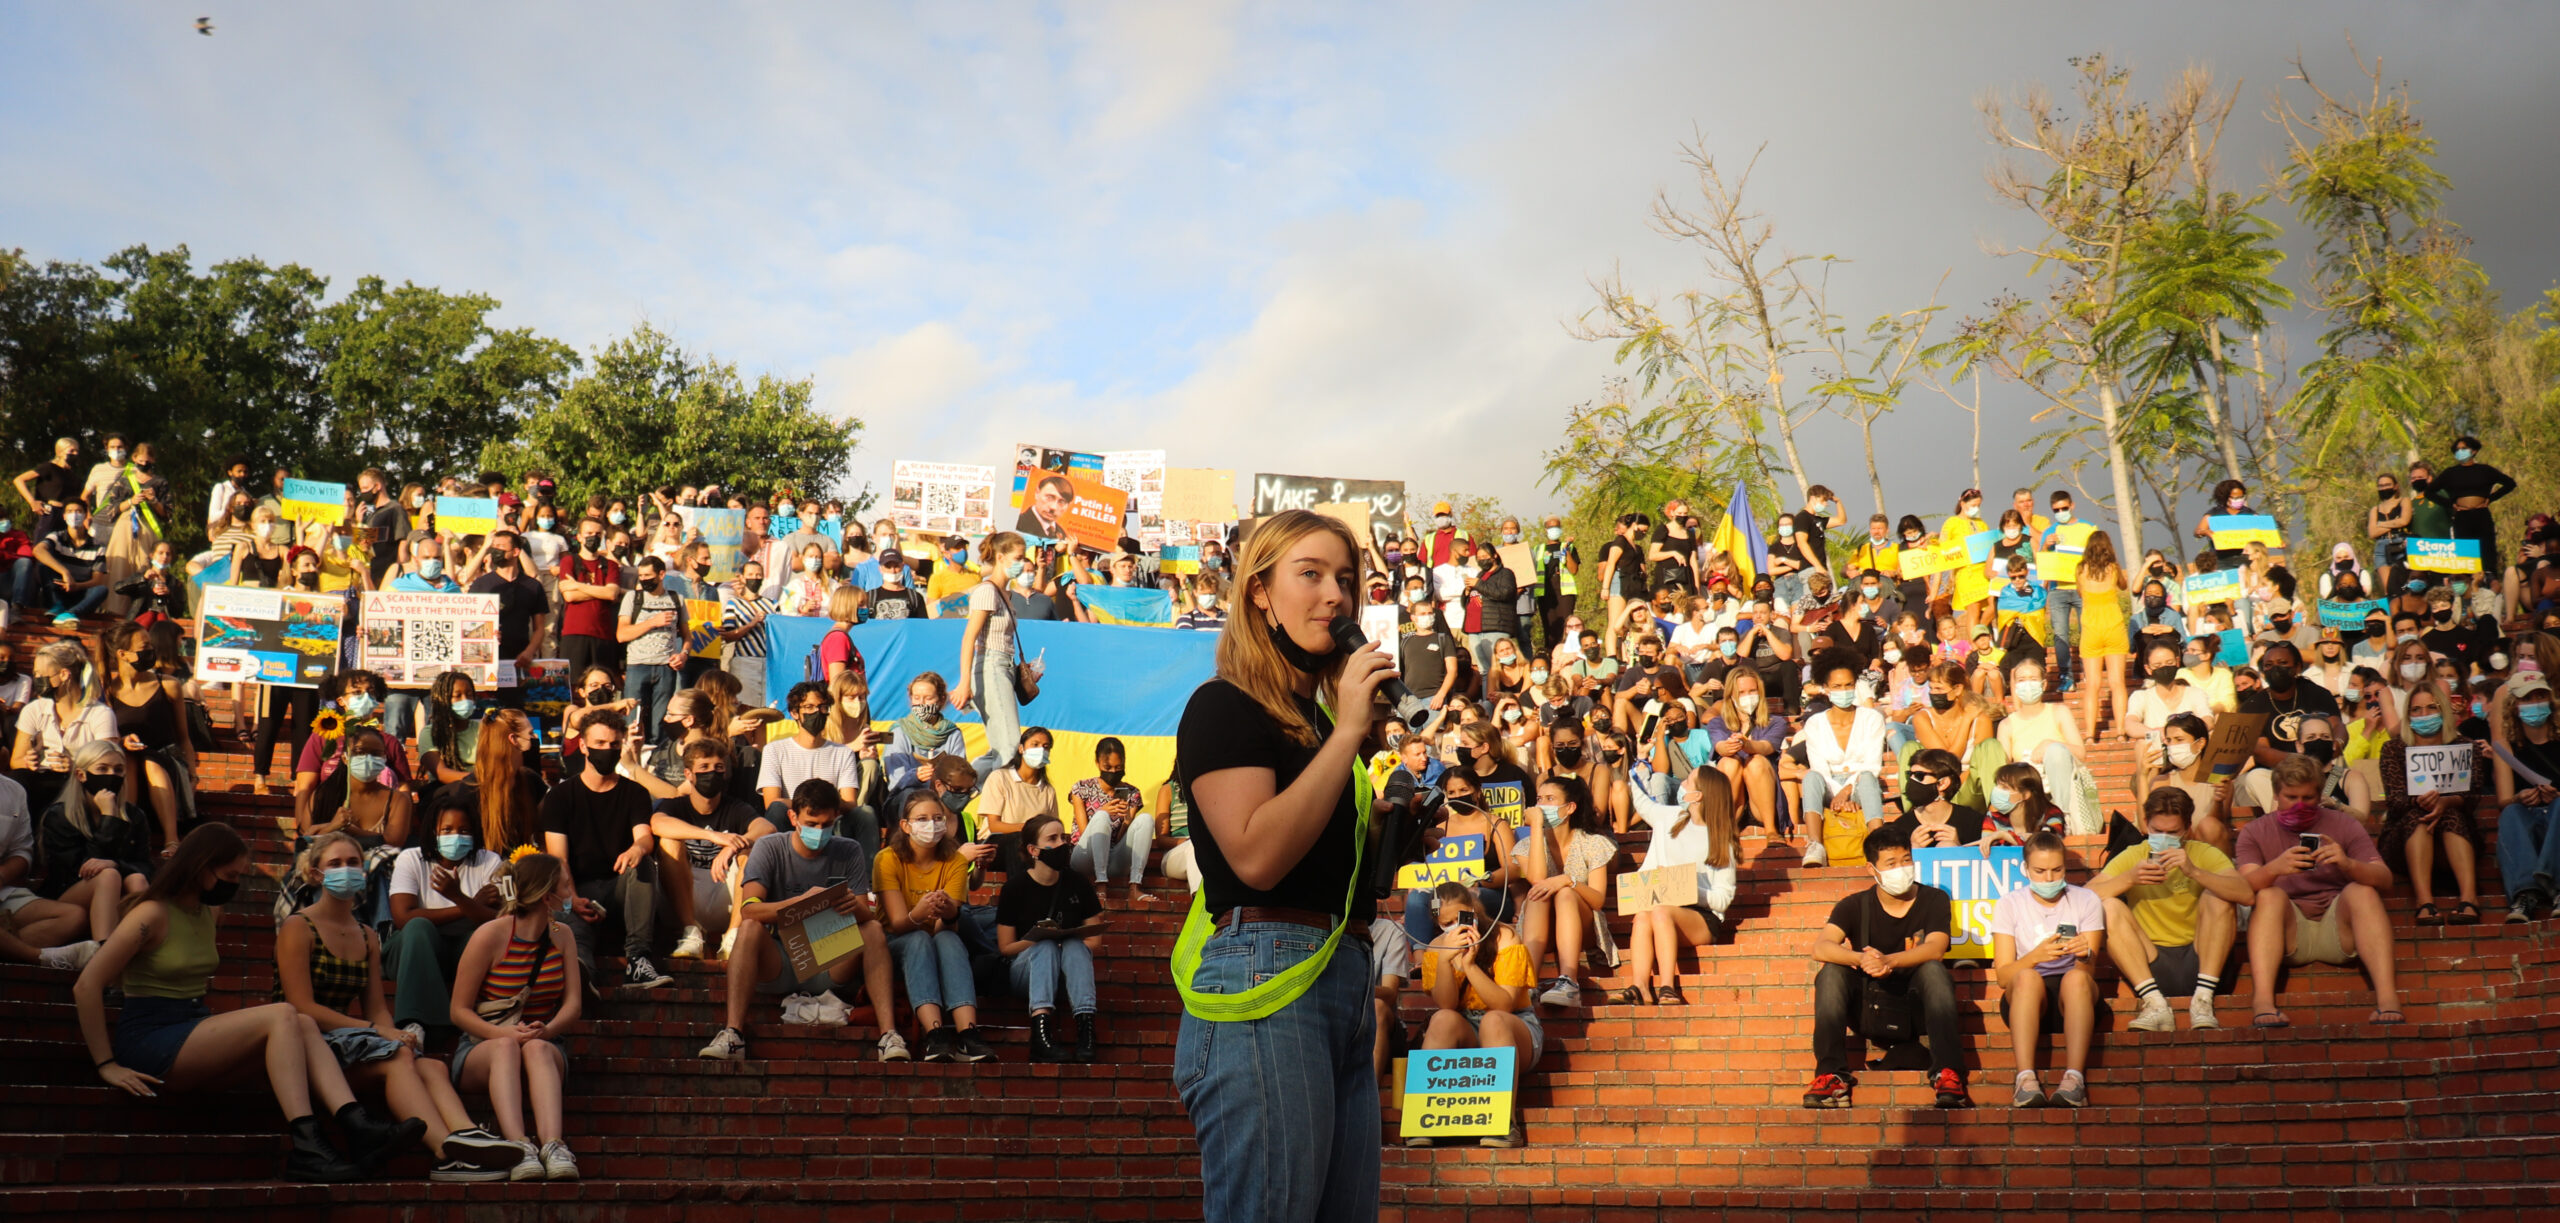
[2146,832,2181,854]
[1719,641,1737,658]
[1005,559,1025,579]
[2454,447,2475,462]
[2408,713,2445,736]
[797,822,833,851]
[1988,786,2020,814]
[346,754,387,783]
[609,511,628,525]
[437,833,475,860]
[1023,746,1049,769]
[1539,803,1565,827]
[2030,878,2069,901]
[449,698,476,719]
[322,865,367,899]
[342,693,378,719]
[418,558,445,579]
[2522,702,2553,727]
[537,516,556,531]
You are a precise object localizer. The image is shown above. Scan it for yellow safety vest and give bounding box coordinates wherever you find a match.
[1532,542,1578,598]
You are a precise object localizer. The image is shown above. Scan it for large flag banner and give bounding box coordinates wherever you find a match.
[1250,473,1406,558]
[196,585,346,687]
[1709,485,1769,589]
[360,590,503,687]
[1077,584,1176,627]
[2406,537,2483,574]
[676,507,747,582]
[1010,444,1104,510]
[888,460,999,541]
[2206,514,2286,550]
[1103,451,1168,549]
[1916,845,2028,960]
[432,496,500,539]
[278,477,349,525]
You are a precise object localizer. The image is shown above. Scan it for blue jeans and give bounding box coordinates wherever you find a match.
[1882,720,1917,757]
[2045,587,2082,684]
[1073,811,1157,887]
[625,663,681,744]
[2497,798,2560,899]
[974,654,1022,768]
[1009,938,1098,1016]
[1175,921,1379,1223]
[7,557,38,607]
[891,927,975,1016]
[1802,769,1884,826]
[382,692,421,742]
[44,580,108,620]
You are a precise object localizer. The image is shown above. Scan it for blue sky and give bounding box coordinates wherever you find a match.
[6,3,2558,527]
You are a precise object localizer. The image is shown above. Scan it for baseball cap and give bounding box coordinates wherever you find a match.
[1432,500,1454,514]
[2505,673,2553,701]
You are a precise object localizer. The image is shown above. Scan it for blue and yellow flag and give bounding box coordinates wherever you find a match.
[1075,584,1176,627]
[279,477,348,525]
[1709,485,1768,588]
[2206,514,2284,550]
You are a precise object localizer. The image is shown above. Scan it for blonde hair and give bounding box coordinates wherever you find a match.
[824,670,871,744]
[1718,667,1771,731]
[52,739,127,837]
[36,640,98,708]
[826,583,865,626]
[294,831,365,889]
[2404,679,2458,745]
[498,853,567,916]
[1216,510,1365,748]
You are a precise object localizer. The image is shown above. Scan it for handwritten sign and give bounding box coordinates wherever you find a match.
[2182,568,2244,607]
[1614,861,1700,916]
[685,599,725,660]
[771,883,867,978]
[678,507,747,582]
[2403,743,2473,797]
[1897,536,1969,580]
[278,477,349,525]
[1399,1046,1515,1139]
[1916,845,2027,960]
[2186,713,2270,783]
[2318,598,2388,629]
[1395,834,1486,891]
[2206,514,2285,549]
[2406,538,2483,574]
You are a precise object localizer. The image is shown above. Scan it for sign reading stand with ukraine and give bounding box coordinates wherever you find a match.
[278,477,348,525]
[2406,538,2483,574]
[2205,515,2285,550]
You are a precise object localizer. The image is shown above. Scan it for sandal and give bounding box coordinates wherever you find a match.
[2370,1010,2406,1025]
[2450,902,2482,925]
[2414,903,2444,926]
[1654,982,1688,1007]
[1597,986,1654,1007]
[2251,1012,2290,1028]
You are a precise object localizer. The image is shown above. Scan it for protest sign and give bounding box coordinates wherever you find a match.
[519,659,572,719]
[770,883,867,978]
[1399,1046,1514,1139]
[1251,473,1406,557]
[2406,537,2483,574]
[1360,602,1401,651]
[2186,712,2270,782]
[1160,544,1201,575]
[2036,522,2094,583]
[433,496,499,538]
[1614,862,1700,916]
[1010,444,1103,510]
[2206,515,2285,550]
[2319,598,2389,630]
[360,590,503,687]
[2182,568,2244,607]
[1161,468,1236,524]
[685,599,725,660]
[278,477,348,525]
[195,585,346,687]
[1915,845,2028,960]
[1014,469,1129,552]
[1395,834,1486,891]
[1103,451,1167,548]
[1897,536,1969,580]
[1951,562,1992,609]
[888,460,998,541]
[689,508,747,582]
[1496,542,1534,587]
[2403,743,2474,797]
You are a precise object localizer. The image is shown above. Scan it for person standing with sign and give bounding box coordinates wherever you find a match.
[1171,509,1391,1223]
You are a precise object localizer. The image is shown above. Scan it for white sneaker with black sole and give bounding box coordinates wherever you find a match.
[623,953,673,991]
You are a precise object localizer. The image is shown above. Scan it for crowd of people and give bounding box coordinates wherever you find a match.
[2,428,2556,1172]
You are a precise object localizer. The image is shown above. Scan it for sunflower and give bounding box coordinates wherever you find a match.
[310,709,346,740]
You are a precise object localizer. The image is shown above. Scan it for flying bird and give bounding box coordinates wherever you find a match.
[195,17,213,35]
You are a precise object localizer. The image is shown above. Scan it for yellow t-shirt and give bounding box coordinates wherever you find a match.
[925,561,979,617]
[872,848,971,912]
[1417,940,1535,1012]
[2097,839,2235,948]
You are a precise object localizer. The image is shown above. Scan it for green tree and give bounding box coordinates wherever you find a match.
[483,322,860,512]
[309,277,579,486]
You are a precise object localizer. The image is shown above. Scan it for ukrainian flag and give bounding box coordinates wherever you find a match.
[1075,584,1176,627]
[1709,485,1769,588]
[2205,514,2285,550]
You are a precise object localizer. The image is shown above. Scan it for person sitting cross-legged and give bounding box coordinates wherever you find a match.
[2093,787,2253,1033]
[2236,752,2404,1027]
[995,813,1109,1063]
[1989,832,2105,1108]
[696,779,903,1063]
[1801,824,1969,1110]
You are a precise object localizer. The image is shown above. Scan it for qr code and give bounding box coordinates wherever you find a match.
[923,483,962,517]
[408,618,460,664]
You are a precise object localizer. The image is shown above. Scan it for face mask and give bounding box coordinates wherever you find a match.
[1735,693,1761,715]
[908,821,945,846]
[1412,614,1435,631]
[585,746,619,776]
[692,768,730,798]
[1529,669,1550,686]
[2148,666,2177,686]
[199,878,241,907]
[2273,800,2323,832]
[322,865,367,899]
[1004,558,1025,579]
[1860,584,1880,600]
[2490,652,2511,671]
[2302,739,2337,763]
[2408,713,2445,736]
[609,511,627,526]
[2014,680,2045,703]
[2001,529,2021,543]
[419,559,446,579]
[1434,515,1454,529]
[1778,524,1795,539]
[437,833,475,860]
[449,697,476,719]
[1501,707,1523,725]
[798,822,834,851]
[2053,509,2072,524]
[64,513,87,531]
[346,754,387,783]
[2227,497,2246,511]
[2376,488,2395,501]
[1385,550,1403,566]
[2261,664,2296,689]
[1546,526,1562,541]
[1877,865,1916,896]
[2454,447,2475,462]
[796,712,830,738]
[1024,843,1075,873]
[2522,702,2553,727]
[538,517,556,531]
[1553,744,1583,768]
[579,534,602,553]
[1988,786,2020,814]
[1882,647,1903,665]
[2166,742,2198,768]
[1198,593,1218,610]
[2399,662,2428,683]
[2030,878,2069,901]
[643,575,664,592]
[1902,778,1941,807]
[256,522,277,541]
[1826,686,1855,707]
[1537,803,1566,827]
[1929,691,1953,712]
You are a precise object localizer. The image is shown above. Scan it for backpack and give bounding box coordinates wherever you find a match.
[804,627,863,687]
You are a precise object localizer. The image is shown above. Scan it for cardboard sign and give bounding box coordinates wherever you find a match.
[195,585,347,687]
[1014,469,1129,552]
[432,496,500,539]
[1396,834,1487,890]
[1496,542,1534,586]
[2403,743,2474,796]
[888,461,999,543]
[2185,712,2270,782]
[359,590,503,687]
[278,477,349,525]
[2182,568,2244,607]
[2319,598,2388,629]
[1161,468,1237,524]
[771,883,867,979]
[2206,514,2285,550]
[685,599,725,660]
[1915,845,2028,960]
[1252,473,1406,558]
[1399,1046,1515,1139]
[1614,861,1699,916]
[2406,537,2483,574]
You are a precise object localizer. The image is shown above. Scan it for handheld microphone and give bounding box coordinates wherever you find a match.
[1328,615,1433,732]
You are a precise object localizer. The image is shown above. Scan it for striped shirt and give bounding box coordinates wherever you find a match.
[478,924,568,1020]
[723,591,777,658]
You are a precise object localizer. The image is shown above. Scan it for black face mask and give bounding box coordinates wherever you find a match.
[1036,844,1075,872]
[1902,778,1941,808]
[692,771,728,799]
[585,747,619,777]
[1266,620,1331,674]
[2301,739,2337,764]
[1597,745,1624,765]
[1928,691,1954,712]
[798,713,829,737]
[579,535,602,553]
[200,878,241,907]
[2271,617,2293,631]
[1553,744,1584,768]
[2149,666,2178,685]
[2376,488,2396,501]
[2261,664,2297,690]
[2143,595,2167,611]
[1097,769,1125,787]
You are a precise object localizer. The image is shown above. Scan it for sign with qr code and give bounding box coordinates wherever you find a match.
[361,591,502,688]
[889,460,999,541]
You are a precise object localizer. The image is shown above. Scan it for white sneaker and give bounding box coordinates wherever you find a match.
[671,925,707,959]
[718,926,739,959]
[2189,991,2220,1030]
[507,1142,544,1182]
[697,1027,748,1061]
[2128,995,2175,1032]
[1801,842,1829,868]
[37,940,100,972]
[539,1139,578,1181]
[876,1030,911,1062]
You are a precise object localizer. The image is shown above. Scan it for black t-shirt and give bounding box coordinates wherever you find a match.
[29,460,79,506]
[1468,760,1534,825]
[2238,683,2342,754]
[1175,678,1375,924]
[539,775,657,882]
[1883,804,1995,846]
[470,570,548,662]
[869,586,926,620]
[1600,538,1643,596]
[1399,631,1463,696]
[1824,885,1953,961]
[650,795,775,869]
[1613,661,1667,694]
[996,864,1102,938]
[365,501,409,579]
[1650,522,1697,589]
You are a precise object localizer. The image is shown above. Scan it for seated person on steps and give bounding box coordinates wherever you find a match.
[2235,752,2404,1028]
[1801,824,1969,1110]
[1989,831,2105,1108]
[696,779,902,1063]
[2093,787,2251,1034]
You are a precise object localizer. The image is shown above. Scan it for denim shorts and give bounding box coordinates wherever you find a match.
[1462,1008,1545,1064]
[113,996,211,1081]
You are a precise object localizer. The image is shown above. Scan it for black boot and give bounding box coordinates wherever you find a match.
[334,1101,427,1175]
[283,1115,365,1183]
[1072,1011,1098,1064]
[1028,1011,1070,1063]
